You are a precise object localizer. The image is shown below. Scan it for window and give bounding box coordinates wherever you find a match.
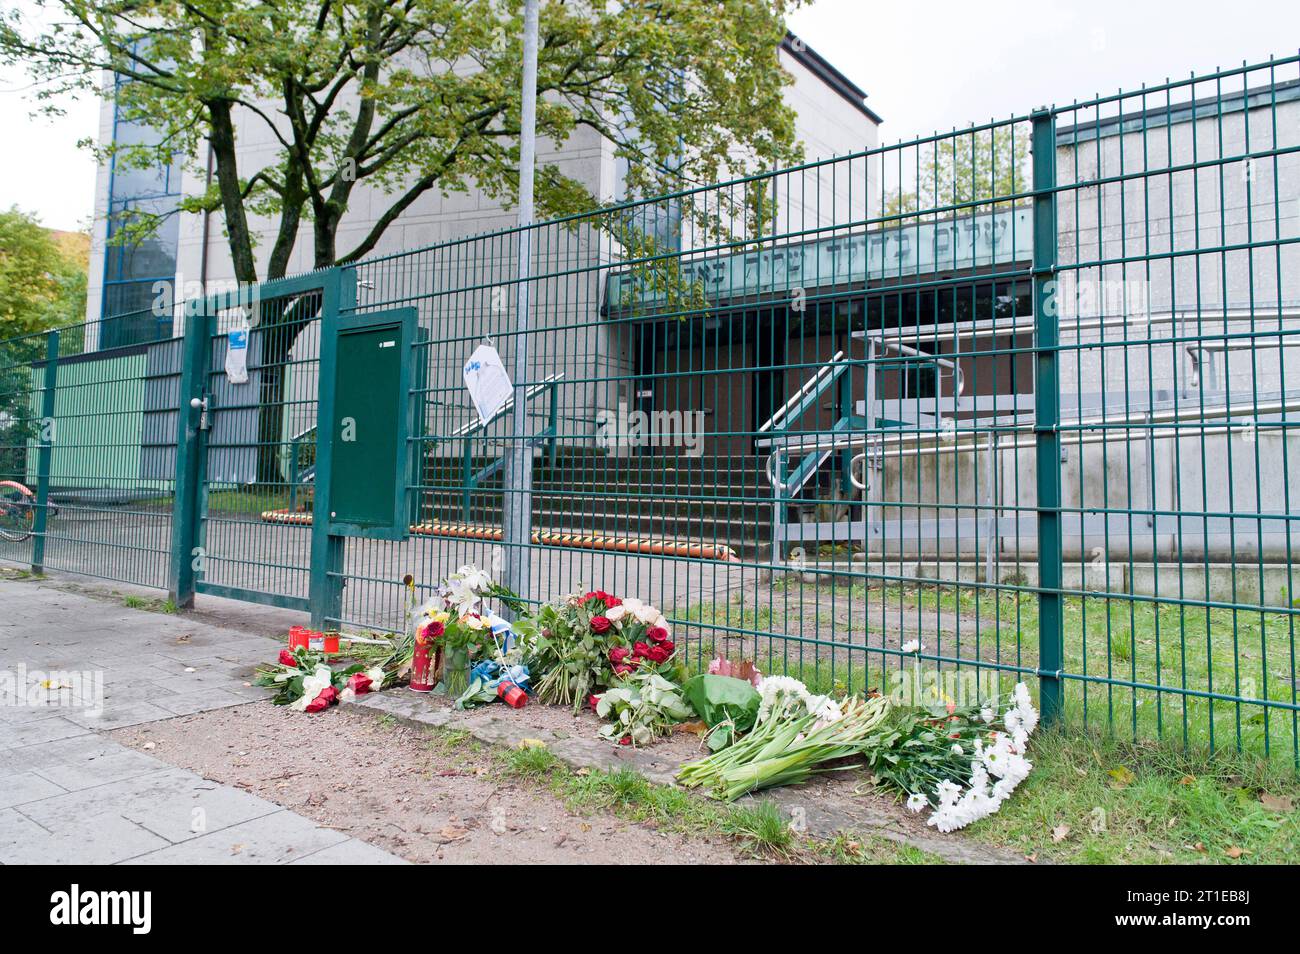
[99,64,182,350]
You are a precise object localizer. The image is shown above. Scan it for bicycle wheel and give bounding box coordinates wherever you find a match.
[0,484,35,543]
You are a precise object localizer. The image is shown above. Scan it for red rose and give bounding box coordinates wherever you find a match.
[659,640,674,655]
[582,591,601,603]
[588,694,600,711]
[618,736,632,746]
[646,644,671,664]
[647,626,668,643]
[278,649,298,667]
[609,645,629,664]
[590,615,612,634]
[613,662,634,676]
[346,672,373,695]
[604,596,622,608]
[418,619,445,643]
[632,641,651,659]
[303,686,337,713]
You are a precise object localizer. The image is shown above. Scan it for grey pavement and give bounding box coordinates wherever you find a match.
[0,575,406,864]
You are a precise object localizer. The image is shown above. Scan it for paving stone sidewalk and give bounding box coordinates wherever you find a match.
[0,576,405,864]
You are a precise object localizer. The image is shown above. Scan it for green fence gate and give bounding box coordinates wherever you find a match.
[3,54,1298,767]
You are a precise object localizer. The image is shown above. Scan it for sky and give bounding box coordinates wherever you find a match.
[0,0,1297,232]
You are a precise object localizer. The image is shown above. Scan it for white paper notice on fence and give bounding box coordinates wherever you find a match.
[225,324,250,385]
[463,343,513,425]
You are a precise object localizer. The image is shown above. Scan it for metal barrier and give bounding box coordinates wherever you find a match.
[4,55,1299,765]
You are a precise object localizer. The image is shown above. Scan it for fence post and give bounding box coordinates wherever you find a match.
[170,305,211,608]
[30,329,59,574]
[308,268,350,629]
[1031,107,1064,726]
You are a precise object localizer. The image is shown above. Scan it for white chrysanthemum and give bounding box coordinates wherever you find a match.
[901,640,921,653]
[805,694,843,723]
[756,675,811,723]
[951,743,964,756]
[935,779,962,807]
[906,793,928,813]
[365,666,385,689]
[980,705,995,724]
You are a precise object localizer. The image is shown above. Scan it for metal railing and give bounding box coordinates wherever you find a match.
[5,54,1300,767]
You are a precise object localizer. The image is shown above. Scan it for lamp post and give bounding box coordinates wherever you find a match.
[500,0,540,615]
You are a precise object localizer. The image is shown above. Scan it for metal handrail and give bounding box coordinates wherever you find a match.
[853,332,966,397]
[770,392,1300,460]
[287,422,318,512]
[450,372,565,439]
[455,374,564,520]
[756,350,845,435]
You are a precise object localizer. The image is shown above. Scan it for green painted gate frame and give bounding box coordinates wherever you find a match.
[169,267,358,627]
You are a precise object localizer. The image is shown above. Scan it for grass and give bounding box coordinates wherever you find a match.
[684,579,1300,766]
[361,695,1299,863]
[720,801,796,858]
[968,727,1300,863]
[811,832,947,865]
[122,593,179,614]
[204,488,294,515]
[485,734,921,861]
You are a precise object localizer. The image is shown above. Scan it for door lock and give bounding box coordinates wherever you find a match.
[189,396,211,431]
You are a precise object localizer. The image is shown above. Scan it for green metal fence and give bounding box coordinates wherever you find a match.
[4,55,1299,765]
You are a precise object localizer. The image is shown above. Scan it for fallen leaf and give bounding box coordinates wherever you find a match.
[674,720,708,736]
[1260,793,1294,813]
[1192,842,1207,853]
[1051,824,1071,843]
[1024,852,1038,863]
[1178,775,1195,785]
[437,825,469,841]
[1225,846,1247,859]
[230,843,244,855]
[518,738,546,750]
[1108,766,1136,788]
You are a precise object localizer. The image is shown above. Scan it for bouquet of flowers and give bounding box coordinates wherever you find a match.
[594,670,694,746]
[255,646,385,713]
[865,683,1038,832]
[531,590,677,712]
[677,675,889,800]
[383,565,525,694]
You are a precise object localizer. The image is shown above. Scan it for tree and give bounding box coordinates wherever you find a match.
[2,0,802,280]
[0,207,87,338]
[3,0,804,480]
[0,207,88,481]
[884,124,1030,221]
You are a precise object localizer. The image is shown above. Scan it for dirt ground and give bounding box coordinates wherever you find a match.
[113,701,744,865]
